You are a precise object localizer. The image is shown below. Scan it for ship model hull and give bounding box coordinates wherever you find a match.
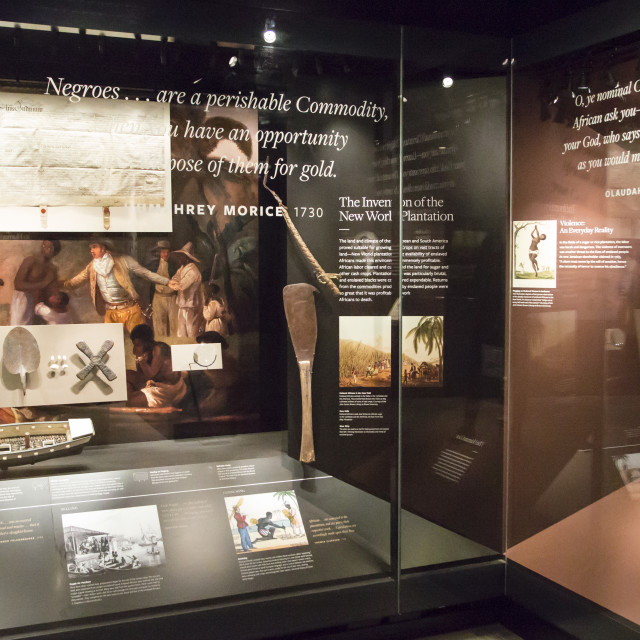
[0,419,94,469]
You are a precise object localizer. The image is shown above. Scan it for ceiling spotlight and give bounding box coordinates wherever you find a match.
[553,77,575,124]
[540,96,552,122]
[291,56,301,78]
[575,68,591,94]
[442,75,453,88]
[228,55,238,68]
[263,18,276,44]
[159,35,168,66]
[604,52,619,89]
[605,69,619,89]
[538,83,553,122]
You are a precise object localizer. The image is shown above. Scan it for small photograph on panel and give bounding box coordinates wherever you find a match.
[402,315,443,387]
[512,220,557,288]
[225,490,308,555]
[339,316,392,387]
[613,453,640,499]
[62,505,165,576]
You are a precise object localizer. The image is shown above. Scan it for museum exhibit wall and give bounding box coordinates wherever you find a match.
[5,0,640,638]
[506,1,640,637]
[0,4,412,637]
[0,1,518,633]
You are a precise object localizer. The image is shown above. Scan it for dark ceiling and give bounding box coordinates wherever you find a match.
[214,0,612,36]
[0,0,615,40]
[0,0,621,88]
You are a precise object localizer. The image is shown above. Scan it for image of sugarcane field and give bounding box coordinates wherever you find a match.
[339,316,392,387]
[62,504,165,576]
[402,316,443,387]
[513,220,557,288]
[226,490,308,554]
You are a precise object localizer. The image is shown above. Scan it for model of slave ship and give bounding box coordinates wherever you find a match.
[0,418,94,469]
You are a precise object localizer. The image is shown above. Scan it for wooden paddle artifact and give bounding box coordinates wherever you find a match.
[3,327,41,395]
[283,283,318,463]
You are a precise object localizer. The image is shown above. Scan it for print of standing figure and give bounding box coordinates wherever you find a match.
[529,225,546,277]
[168,242,205,338]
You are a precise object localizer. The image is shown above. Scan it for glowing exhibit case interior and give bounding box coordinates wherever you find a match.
[0,1,639,639]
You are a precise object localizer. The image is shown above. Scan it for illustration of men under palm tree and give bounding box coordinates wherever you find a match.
[252,512,286,543]
[273,490,306,537]
[224,491,308,555]
[513,220,557,288]
[229,498,253,552]
[402,316,443,387]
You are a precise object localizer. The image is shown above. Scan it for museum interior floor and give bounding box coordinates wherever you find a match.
[264,600,576,640]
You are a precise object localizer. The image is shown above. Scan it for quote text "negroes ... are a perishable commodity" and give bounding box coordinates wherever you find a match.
[44,78,388,123]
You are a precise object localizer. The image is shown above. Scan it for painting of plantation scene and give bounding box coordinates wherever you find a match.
[402,315,443,387]
[339,316,391,388]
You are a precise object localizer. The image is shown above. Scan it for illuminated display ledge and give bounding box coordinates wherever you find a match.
[0,431,503,639]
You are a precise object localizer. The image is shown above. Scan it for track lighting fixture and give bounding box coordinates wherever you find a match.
[263,18,276,44]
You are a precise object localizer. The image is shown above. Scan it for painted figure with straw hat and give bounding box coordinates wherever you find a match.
[168,242,205,338]
[147,239,178,338]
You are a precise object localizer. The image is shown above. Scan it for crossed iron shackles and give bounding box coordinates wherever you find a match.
[75,340,118,382]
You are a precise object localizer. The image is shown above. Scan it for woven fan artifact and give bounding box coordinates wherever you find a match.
[3,327,41,395]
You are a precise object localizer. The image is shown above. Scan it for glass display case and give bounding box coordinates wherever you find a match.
[1,1,640,639]
[0,5,407,636]
[398,24,508,613]
[506,4,640,638]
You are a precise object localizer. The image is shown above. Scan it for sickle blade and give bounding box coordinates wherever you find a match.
[283,283,318,463]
